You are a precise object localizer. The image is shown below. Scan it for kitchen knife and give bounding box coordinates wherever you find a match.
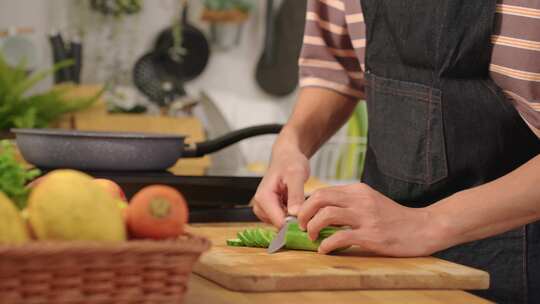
[49,31,72,83]
[267,215,297,254]
[70,37,82,84]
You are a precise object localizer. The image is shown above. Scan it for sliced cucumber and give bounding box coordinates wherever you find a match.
[231,227,276,248]
[260,229,276,246]
[237,230,254,247]
[242,229,262,247]
[226,238,244,246]
[247,229,263,247]
[228,225,346,252]
[253,229,267,247]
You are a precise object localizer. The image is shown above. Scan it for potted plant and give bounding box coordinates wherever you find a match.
[202,0,253,50]
[0,52,100,139]
[89,0,143,17]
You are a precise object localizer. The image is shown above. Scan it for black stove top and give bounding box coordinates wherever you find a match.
[78,167,263,223]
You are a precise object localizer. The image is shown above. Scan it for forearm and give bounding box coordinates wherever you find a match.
[275,87,358,157]
[428,154,540,251]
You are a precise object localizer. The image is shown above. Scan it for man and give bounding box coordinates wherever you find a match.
[251,1,540,303]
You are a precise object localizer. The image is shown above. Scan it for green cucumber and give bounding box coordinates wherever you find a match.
[227,225,346,252]
[285,223,322,251]
[260,229,276,246]
[226,238,244,246]
[253,228,267,247]
[319,226,341,238]
[237,230,254,247]
[286,224,348,252]
[250,229,265,247]
[231,228,277,248]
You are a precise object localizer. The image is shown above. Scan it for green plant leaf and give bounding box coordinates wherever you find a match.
[13,107,37,128]
[8,59,74,100]
[0,50,98,131]
[0,140,40,209]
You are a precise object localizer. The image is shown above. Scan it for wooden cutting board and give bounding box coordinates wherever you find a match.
[189,224,490,292]
[185,275,493,304]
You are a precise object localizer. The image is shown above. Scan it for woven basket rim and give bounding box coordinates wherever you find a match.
[0,233,211,255]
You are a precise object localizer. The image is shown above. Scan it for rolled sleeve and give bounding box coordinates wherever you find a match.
[490,1,540,139]
[299,0,365,99]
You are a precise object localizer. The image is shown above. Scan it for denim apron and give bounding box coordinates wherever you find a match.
[359,0,540,303]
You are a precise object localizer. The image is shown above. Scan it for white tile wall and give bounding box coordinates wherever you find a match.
[0,0,295,163]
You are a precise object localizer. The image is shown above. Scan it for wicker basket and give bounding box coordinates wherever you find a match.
[0,234,210,304]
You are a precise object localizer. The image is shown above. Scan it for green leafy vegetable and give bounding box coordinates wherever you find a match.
[0,140,40,209]
[0,51,101,131]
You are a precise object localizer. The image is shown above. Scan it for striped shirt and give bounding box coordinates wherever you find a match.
[299,0,540,138]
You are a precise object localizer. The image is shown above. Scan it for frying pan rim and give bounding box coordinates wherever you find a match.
[11,128,186,140]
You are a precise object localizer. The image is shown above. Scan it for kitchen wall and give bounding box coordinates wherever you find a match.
[0,0,296,165]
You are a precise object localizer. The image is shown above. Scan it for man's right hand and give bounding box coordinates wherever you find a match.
[250,87,359,227]
[251,146,310,227]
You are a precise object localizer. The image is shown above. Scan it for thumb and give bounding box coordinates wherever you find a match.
[318,230,354,254]
[283,174,307,216]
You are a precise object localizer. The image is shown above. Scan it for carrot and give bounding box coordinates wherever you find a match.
[127,185,189,239]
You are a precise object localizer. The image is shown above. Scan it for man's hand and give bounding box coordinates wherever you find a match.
[250,87,359,227]
[298,183,444,256]
[251,146,310,227]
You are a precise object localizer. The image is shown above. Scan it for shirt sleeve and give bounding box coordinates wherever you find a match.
[490,0,540,139]
[298,0,366,99]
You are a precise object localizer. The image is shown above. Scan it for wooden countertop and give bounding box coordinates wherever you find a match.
[184,274,492,304]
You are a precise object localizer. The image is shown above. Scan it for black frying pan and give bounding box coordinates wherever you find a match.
[12,124,282,171]
[154,2,210,82]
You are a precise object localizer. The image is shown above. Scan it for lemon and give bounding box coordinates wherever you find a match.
[0,191,30,244]
[27,170,126,241]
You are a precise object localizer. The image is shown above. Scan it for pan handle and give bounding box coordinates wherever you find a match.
[182,124,283,158]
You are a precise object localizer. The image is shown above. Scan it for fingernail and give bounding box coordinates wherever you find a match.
[288,205,299,215]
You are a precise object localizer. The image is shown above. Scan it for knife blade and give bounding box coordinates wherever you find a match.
[267,216,297,254]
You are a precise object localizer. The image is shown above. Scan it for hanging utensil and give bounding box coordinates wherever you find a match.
[255,0,307,97]
[132,52,185,107]
[154,0,210,82]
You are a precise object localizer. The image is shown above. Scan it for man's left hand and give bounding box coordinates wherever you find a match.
[297,183,444,256]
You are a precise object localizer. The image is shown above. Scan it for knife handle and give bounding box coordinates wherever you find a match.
[49,32,72,83]
[70,38,82,84]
